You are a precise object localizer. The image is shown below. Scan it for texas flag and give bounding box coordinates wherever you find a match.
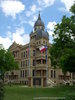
[39,45,47,53]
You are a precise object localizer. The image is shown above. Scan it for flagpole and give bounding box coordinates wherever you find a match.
[39,45,48,86]
[46,46,48,87]
[35,46,37,87]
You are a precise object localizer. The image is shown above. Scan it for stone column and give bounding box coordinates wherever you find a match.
[41,78,43,87]
[31,78,33,87]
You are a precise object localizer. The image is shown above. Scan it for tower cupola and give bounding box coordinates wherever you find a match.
[34,13,45,31]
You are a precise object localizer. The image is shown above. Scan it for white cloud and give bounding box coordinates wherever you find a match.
[0,1,25,19]
[26,11,32,17]
[7,26,11,29]
[28,21,34,27]
[25,0,55,27]
[7,31,12,38]
[48,30,54,36]
[12,27,28,44]
[26,4,38,17]
[61,0,75,11]
[15,27,24,35]
[37,0,55,7]
[0,37,12,49]
[47,21,57,43]
[0,27,29,49]
[11,27,29,45]
[58,7,67,12]
[33,15,37,21]
[26,0,55,17]
[31,4,36,12]
[47,21,56,31]
[28,15,37,26]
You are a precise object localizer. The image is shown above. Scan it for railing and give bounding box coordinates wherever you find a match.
[36,63,46,67]
[33,75,46,77]
[32,71,46,77]
[36,52,46,58]
[47,78,56,86]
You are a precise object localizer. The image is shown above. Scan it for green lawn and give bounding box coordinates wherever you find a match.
[4,85,75,100]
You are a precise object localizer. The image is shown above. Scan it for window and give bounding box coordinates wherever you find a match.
[26,60,27,66]
[26,51,27,57]
[21,52,23,58]
[33,70,36,76]
[24,51,25,58]
[51,70,53,78]
[23,70,24,78]
[25,70,27,77]
[25,70,28,77]
[20,70,22,78]
[27,70,29,76]
[43,60,46,64]
[33,50,35,56]
[13,51,17,57]
[39,41,41,44]
[24,61,25,67]
[21,61,22,67]
[33,60,35,66]
[37,42,38,45]
[43,41,45,44]
[27,60,30,66]
[21,61,25,67]
[54,70,56,78]
[34,35,36,38]
[23,61,25,67]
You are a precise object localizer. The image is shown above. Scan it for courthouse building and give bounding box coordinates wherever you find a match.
[5,14,75,87]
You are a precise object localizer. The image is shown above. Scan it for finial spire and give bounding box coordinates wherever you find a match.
[39,11,40,15]
[38,11,41,20]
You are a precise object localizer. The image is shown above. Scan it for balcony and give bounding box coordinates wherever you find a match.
[36,64,47,68]
[36,52,46,60]
[32,70,46,78]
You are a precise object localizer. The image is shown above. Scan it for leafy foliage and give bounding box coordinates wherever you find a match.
[0,49,18,74]
[0,49,18,100]
[49,3,75,73]
[70,2,75,14]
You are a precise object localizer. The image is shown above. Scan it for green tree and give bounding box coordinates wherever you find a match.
[0,49,18,80]
[70,2,75,15]
[49,3,75,73]
[0,49,18,100]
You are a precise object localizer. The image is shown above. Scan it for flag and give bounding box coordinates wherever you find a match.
[39,45,47,53]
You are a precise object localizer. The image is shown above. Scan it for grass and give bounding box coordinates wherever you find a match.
[4,85,75,100]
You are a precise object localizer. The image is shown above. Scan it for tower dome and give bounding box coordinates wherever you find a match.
[34,13,45,30]
[36,29,49,40]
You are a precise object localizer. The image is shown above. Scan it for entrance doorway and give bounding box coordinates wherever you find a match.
[33,78,41,86]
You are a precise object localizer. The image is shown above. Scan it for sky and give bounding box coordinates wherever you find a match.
[0,0,74,49]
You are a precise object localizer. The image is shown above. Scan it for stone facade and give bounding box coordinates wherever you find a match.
[5,14,75,87]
